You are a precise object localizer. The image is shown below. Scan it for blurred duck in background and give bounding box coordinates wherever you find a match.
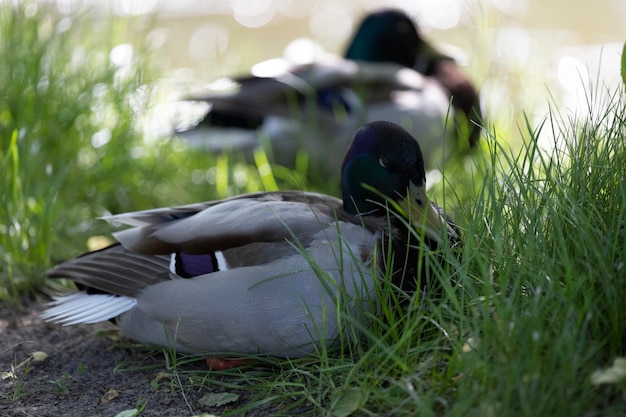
[170,9,483,174]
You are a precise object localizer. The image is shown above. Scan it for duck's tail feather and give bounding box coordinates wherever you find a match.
[41,292,136,325]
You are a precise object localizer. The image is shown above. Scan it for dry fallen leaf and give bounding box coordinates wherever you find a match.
[198,392,240,407]
[101,388,120,403]
[331,387,366,417]
[591,357,626,385]
[30,351,48,362]
[1,370,16,380]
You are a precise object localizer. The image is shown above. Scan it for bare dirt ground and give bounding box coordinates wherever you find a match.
[0,298,292,417]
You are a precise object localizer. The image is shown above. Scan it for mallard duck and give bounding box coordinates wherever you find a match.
[172,9,482,173]
[43,121,459,358]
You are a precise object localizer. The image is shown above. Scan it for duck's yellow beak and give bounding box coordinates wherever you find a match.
[399,181,452,243]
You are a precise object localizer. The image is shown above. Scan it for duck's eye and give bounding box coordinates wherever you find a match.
[414,198,424,207]
[379,157,389,169]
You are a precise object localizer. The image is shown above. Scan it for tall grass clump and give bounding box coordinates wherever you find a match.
[0,3,155,298]
[448,87,626,416]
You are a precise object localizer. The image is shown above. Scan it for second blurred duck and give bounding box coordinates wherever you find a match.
[171,9,483,173]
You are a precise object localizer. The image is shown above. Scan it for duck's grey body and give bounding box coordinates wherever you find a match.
[44,192,380,356]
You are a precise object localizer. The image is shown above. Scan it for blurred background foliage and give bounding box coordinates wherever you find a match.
[0,2,280,298]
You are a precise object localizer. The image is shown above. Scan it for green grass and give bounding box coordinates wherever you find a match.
[2,3,626,416]
[0,3,157,296]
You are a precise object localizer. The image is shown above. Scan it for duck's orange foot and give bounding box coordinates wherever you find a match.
[205,357,250,370]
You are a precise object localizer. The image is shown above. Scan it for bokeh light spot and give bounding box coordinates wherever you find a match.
[56,17,72,34]
[91,129,111,148]
[488,0,528,16]
[146,28,170,51]
[276,0,315,19]
[251,58,290,78]
[233,0,275,28]
[113,0,158,16]
[415,0,460,30]
[309,3,354,43]
[188,24,229,63]
[110,44,133,67]
[494,28,531,67]
[284,38,324,64]
[557,56,589,91]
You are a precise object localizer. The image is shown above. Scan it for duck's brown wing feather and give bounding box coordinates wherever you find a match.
[45,244,173,298]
